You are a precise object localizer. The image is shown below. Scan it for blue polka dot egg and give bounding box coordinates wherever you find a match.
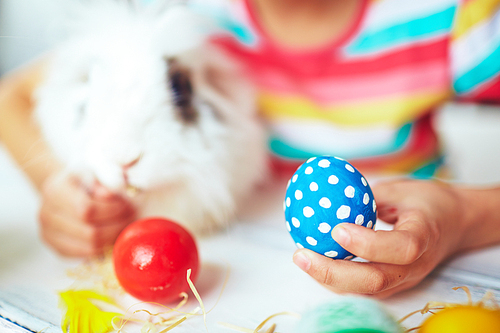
[284,156,377,260]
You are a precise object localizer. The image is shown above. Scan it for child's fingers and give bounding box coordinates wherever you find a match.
[366,280,422,299]
[293,249,409,295]
[331,212,431,265]
[42,228,98,257]
[370,180,406,223]
[39,206,132,256]
[376,204,399,224]
[90,180,118,199]
[94,214,137,245]
[45,175,135,224]
[370,179,408,205]
[75,180,135,224]
[39,209,100,256]
[81,197,135,225]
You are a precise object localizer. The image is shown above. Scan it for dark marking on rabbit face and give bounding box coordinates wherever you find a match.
[167,58,198,124]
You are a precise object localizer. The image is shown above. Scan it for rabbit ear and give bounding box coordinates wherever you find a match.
[154,5,214,56]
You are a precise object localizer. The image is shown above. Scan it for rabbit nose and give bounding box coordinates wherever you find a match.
[122,155,142,170]
[121,155,142,182]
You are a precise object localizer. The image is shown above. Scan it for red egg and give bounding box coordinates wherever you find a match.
[113,217,199,303]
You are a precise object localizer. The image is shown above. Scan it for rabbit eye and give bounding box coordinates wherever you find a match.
[167,58,198,124]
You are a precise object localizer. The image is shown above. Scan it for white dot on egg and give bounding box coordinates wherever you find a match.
[345,164,355,173]
[361,177,367,186]
[325,251,338,258]
[328,175,339,185]
[318,223,332,233]
[292,174,298,183]
[319,197,331,208]
[295,190,303,200]
[286,197,291,207]
[296,243,304,249]
[344,186,355,198]
[318,159,331,168]
[367,221,373,229]
[336,205,351,219]
[303,206,315,218]
[363,193,369,205]
[283,200,286,212]
[355,214,364,225]
[306,236,318,246]
[309,182,319,191]
[292,217,300,228]
[307,157,317,163]
[286,222,291,232]
[373,199,377,213]
[305,166,313,175]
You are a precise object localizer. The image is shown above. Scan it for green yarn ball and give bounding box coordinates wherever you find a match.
[294,296,405,333]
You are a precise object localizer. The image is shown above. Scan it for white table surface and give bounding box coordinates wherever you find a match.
[1,104,500,333]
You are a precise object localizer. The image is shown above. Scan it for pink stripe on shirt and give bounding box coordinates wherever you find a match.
[252,59,451,104]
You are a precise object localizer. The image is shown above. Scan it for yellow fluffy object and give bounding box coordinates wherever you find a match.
[59,290,122,333]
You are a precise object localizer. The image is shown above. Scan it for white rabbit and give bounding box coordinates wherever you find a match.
[33,0,268,234]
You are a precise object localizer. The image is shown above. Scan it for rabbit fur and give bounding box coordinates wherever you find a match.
[34,0,268,234]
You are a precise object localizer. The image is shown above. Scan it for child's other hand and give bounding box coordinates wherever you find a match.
[39,172,136,257]
[293,179,467,298]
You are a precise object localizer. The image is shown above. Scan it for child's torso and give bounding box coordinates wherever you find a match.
[190,0,500,177]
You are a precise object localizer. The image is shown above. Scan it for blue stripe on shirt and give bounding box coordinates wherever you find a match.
[454,42,500,94]
[346,6,456,54]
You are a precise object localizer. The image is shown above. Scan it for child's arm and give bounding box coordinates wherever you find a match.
[0,61,58,190]
[0,62,136,257]
[292,179,500,298]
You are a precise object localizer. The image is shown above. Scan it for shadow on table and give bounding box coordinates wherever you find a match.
[0,224,40,272]
[194,262,228,301]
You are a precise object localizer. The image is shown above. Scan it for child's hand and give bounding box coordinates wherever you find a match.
[39,172,136,257]
[292,179,468,298]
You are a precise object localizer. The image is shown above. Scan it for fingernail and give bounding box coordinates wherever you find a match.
[331,225,351,246]
[293,251,311,272]
[380,206,397,214]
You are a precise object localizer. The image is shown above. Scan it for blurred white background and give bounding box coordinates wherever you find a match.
[1,0,500,185]
[0,0,66,75]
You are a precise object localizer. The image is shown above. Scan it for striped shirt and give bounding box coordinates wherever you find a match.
[192,0,500,177]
